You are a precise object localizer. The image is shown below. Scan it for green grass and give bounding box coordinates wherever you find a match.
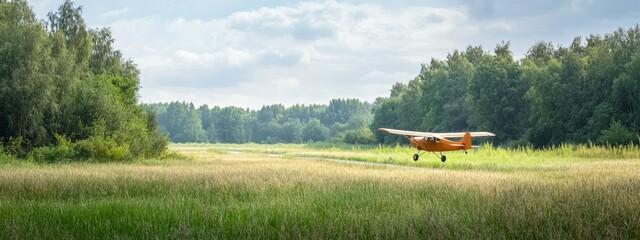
[186,142,640,172]
[1,144,640,239]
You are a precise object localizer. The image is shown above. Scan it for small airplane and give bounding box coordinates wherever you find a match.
[378,128,495,162]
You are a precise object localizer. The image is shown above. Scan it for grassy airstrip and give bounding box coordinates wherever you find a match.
[1,144,640,239]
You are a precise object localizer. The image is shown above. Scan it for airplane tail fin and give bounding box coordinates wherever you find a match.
[457,132,472,150]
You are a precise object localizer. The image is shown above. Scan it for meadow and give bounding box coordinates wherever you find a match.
[1,143,640,239]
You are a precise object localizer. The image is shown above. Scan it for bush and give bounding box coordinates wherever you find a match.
[0,144,12,161]
[73,135,132,162]
[6,136,27,157]
[344,128,376,144]
[28,130,165,162]
[29,135,75,162]
[146,132,169,157]
[599,120,637,146]
[29,146,72,163]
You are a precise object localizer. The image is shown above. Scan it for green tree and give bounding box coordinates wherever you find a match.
[468,42,527,143]
[344,128,375,144]
[257,104,285,123]
[394,78,425,132]
[0,0,55,148]
[302,118,329,142]
[0,0,167,160]
[599,120,637,146]
[281,119,303,143]
[611,38,640,134]
[46,0,90,66]
[161,102,206,143]
[420,50,474,132]
[216,107,250,143]
[369,97,402,144]
[253,121,283,143]
[322,99,369,126]
[89,27,122,75]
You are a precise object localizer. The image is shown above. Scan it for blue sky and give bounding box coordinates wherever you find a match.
[31,0,640,109]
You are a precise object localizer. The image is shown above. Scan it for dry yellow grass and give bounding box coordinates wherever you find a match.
[1,144,639,239]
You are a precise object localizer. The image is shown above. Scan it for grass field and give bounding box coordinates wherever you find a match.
[1,143,640,239]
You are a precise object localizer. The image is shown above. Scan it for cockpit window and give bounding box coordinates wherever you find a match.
[425,137,439,143]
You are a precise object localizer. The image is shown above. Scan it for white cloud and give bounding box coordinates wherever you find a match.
[105,1,538,108]
[100,7,131,18]
[484,21,513,32]
[175,50,200,63]
[362,70,415,83]
[30,0,640,110]
[273,78,300,89]
[225,47,254,67]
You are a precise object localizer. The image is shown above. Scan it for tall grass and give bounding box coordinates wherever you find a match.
[213,142,640,171]
[1,144,639,238]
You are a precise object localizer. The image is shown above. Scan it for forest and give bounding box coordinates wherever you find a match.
[150,26,640,148]
[143,99,375,144]
[0,0,167,161]
[1,0,639,162]
[371,28,640,148]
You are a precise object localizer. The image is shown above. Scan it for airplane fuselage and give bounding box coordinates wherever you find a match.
[409,135,471,152]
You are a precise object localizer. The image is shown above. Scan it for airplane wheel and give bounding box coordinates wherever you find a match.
[413,154,419,161]
[441,155,446,162]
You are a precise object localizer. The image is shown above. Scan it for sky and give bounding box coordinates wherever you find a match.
[30,0,640,109]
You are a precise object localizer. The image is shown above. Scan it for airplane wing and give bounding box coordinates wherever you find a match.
[378,128,445,139]
[436,132,495,138]
[378,128,495,139]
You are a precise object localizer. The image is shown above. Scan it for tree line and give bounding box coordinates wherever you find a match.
[0,0,167,161]
[143,99,375,144]
[2,0,638,160]
[371,26,640,147]
[148,25,640,148]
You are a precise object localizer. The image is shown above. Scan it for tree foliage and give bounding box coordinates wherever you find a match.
[469,42,528,143]
[144,99,373,144]
[0,0,167,160]
[371,26,640,147]
[8,0,636,152]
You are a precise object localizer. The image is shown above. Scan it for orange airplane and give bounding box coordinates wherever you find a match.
[378,128,495,162]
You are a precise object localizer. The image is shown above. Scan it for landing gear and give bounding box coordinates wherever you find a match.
[413,151,427,161]
[432,152,446,163]
[415,151,446,162]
